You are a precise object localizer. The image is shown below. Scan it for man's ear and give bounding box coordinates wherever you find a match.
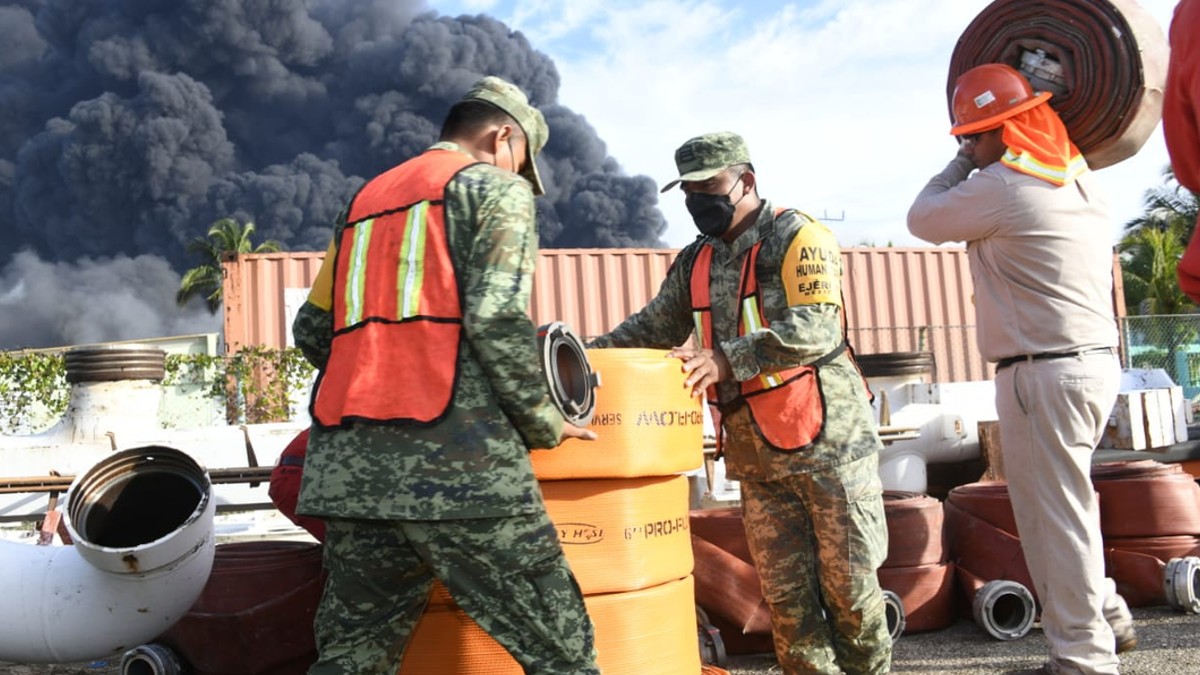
[495,123,517,144]
[741,169,757,195]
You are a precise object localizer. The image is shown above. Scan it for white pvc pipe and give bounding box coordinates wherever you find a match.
[0,446,215,664]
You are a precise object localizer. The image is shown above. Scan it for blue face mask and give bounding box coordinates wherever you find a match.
[685,174,744,237]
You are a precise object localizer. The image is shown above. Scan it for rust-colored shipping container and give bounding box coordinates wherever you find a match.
[222,247,1125,384]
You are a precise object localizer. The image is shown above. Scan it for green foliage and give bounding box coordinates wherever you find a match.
[1119,166,1200,315]
[0,352,69,433]
[0,347,315,434]
[177,217,283,314]
[216,346,316,424]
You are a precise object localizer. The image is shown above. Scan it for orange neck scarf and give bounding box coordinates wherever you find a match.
[999,103,1088,186]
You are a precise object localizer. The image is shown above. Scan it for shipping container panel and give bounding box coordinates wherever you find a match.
[221,248,1123,384]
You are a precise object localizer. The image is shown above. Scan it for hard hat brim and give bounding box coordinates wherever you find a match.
[950,91,1053,136]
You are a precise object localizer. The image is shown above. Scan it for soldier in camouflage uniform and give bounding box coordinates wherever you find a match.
[292,76,601,675]
[590,132,891,674]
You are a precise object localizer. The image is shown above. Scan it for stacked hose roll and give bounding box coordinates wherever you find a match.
[531,348,704,479]
[147,541,326,675]
[689,507,775,656]
[256,347,705,674]
[943,482,1039,640]
[689,491,957,649]
[948,0,1168,169]
[878,491,958,634]
[405,348,705,675]
[1093,461,1200,612]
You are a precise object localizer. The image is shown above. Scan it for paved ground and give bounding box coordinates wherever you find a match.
[2,606,1196,674]
[722,606,1200,675]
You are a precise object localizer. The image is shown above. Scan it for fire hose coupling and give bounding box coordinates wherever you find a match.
[1164,556,1200,615]
[121,643,183,675]
[536,322,601,428]
[972,579,1036,641]
[881,589,906,641]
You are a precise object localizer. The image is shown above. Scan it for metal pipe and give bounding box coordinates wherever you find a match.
[0,466,274,494]
[0,445,215,663]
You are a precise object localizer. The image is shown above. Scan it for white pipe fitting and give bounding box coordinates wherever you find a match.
[1165,556,1200,614]
[875,380,998,492]
[0,445,215,663]
[972,579,1036,641]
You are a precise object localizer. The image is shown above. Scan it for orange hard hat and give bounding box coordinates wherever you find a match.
[950,63,1052,135]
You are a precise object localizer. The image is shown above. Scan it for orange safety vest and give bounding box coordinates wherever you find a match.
[311,149,478,428]
[689,211,852,453]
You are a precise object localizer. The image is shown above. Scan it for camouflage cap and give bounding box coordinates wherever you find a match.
[660,131,751,193]
[462,76,549,195]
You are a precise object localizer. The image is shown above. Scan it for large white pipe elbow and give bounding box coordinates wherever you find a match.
[0,445,215,663]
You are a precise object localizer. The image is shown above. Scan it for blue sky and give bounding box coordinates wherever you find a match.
[429,0,1181,249]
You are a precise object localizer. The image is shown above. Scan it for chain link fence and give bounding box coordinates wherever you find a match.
[1121,314,1200,400]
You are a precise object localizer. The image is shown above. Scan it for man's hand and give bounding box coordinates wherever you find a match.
[955,138,980,168]
[668,347,732,398]
[560,422,597,442]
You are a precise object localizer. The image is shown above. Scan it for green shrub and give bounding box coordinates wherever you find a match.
[0,347,315,434]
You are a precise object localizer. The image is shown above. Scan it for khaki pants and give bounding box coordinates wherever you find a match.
[995,353,1125,674]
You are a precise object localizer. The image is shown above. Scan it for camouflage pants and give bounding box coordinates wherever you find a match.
[309,513,600,675]
[739,452,891,675]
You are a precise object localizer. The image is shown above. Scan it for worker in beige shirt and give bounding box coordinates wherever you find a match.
[907,63,1134,675]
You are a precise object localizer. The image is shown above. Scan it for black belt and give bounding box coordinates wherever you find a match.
[995,347,1116,371]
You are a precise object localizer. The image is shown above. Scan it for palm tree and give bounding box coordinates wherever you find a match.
[1119,221,1192,315]
[1119,166,1199,315]
[1118,167,1199,381]
[1122,165,1199,243]
[177,218,282,313]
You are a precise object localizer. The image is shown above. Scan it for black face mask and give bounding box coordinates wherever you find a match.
[685,175,744,237]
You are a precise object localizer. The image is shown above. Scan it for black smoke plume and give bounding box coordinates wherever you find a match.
[0,0,667,349]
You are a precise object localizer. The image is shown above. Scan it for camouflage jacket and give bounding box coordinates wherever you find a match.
[292,142,563,520]
[590,200,882,481]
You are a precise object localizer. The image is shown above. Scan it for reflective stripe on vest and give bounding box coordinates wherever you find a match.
[738,291,784,389]
[1000,148,1087,186]
[689,237,824,451]
[312,149,477,428]
[688,209,844,452]
[339,201,433,327]
[689,210,813,399]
